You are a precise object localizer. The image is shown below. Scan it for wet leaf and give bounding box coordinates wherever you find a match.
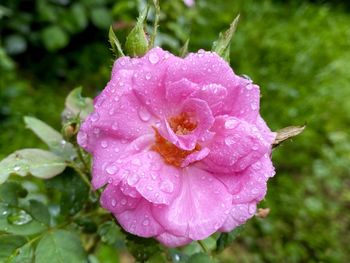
[35,230,87,263]
[62,87,93,122]
[24,116,76,160]
[109,26,124,58]
[212,14,240,62]
[273,125,305,148]
[0,149,66,184]
[215,225,244,253]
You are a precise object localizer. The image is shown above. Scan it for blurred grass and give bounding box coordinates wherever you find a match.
[1,0,350,262]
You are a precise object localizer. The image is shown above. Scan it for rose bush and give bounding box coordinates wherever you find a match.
[78,47,276,247]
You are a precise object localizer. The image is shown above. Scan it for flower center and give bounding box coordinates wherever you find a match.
[151,113,201,167]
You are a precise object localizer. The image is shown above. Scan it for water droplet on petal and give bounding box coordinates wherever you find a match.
[112,122,119,130]
[160,180,174,193]
[111,199,116,207]
[145,72,152,80]
[147,186,153,191]
[224,119,237,129]
[131,158,141,166]
[90,112,99,122]
[77,131,88,147]
[149,52,159,64]
[127,173,139,186]
[248,204,256,214]
[142,219,149,226]
[225,136,235,146]
[101,140,108,148]
[138,107,151,122]
[106,165,118,175]
[121,199,127,205]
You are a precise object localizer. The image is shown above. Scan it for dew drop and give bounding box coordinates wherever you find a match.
[145,72,152,80]
[101,140,108,148]
[251,102,258,110]
[112,122,119,130]
[111,199,116,207]
[138,107,151,122]
[7,209,32,226]
[90,112,99,122]
[224,119,237,129]
[121,199,127,205]
[142,219,150,226]
[225,136,235,146]
[106,165,118,175]
[127,173,139,186]
[77,131,88,147]
[131,158,141,166]
[159,180,174,193]
[149,52,159,64]
[13,164,21,172]
[248,204,256,214]
[147,186,153,191]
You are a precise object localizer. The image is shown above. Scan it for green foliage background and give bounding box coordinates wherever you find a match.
[1,0,350,262]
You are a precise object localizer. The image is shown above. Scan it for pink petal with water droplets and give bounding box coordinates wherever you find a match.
[202,116,270,173]
[115,199,164,237]
[117,151,181,205]
[156,232,192,247]
[157,98,214,151]
[131,47,178,117]
[165,78,199,105]
[219,203,257,232]
[153,167,232,240]
[100,183,140,214]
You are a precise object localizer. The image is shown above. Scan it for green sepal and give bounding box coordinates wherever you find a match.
[108,26,125,58]
[125,7,149,57]
[212,14,240,62]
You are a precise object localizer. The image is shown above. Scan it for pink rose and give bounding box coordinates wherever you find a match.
[78,47,276,247]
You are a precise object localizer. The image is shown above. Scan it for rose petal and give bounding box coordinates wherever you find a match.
[202,116,270,173]
[153,167,232,240]
[156,232,192,247]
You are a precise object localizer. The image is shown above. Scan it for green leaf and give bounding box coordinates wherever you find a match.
[62,87,93,122]
[109,26,124,58]
[126,234,162,262]
[187,252,213,263]
[45,170,89,215]
[24,116,76,160]
[0,204,47,235]
[125,7,149,57]
[273,125,306,148]
[97,221,122,246]
[41,26,69,51]
[7,243,34,263]
[215,225,244,253]
[35,230,87,263]
[180,39,190,58]
[91,7,112,29]
[0,149,66,184]
[212,14,240,62]
[0,235,26,262]
[95,244,119,263]
[29,200,50,226]
[71,3,88,31]
[0,182,27,206]
[4,34,27,55]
